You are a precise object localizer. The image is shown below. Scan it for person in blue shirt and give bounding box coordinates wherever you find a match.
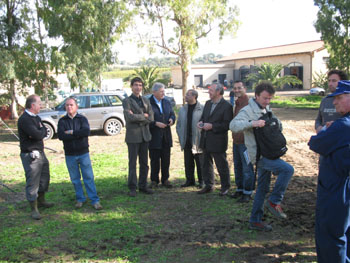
[309,80,350,263]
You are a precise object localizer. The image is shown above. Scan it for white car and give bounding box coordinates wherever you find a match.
[310,87,325,96]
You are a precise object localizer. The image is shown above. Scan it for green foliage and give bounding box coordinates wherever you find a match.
[312,71,328,91]
[270,95,322,108]
[246,63,303,89]
[129,66,161,94]
[314,0,350,76]
[192,53,223,64]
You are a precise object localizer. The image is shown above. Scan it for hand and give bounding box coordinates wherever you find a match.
[202,123,212,131]
[64,130,73,134]
[325,121,334,128]
[155,122,167,128]
[197,121,204,129]
[316,126,323,134]
[129,110,134,115]
[168,118,174,126]
[144,113,149,118]
[252,120,265,128]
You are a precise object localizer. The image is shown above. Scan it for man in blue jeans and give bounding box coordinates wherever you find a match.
[58,97,102,210]
[230,82,294,231]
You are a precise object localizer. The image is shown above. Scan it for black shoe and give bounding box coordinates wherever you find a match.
[149,181,159,189]
[181,181,195,187]
[162,180,173,188]
[197,187,213,194]
[238,194,251,203]
[197,182,204,189]
[139,188,154,195]
[219,188,230,196]
[128,190,137,197]
[230,191,243,199]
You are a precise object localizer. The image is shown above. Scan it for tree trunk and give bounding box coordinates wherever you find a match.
[180,52,191,105]
[10,80,18,119]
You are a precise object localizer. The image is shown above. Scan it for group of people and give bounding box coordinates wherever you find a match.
[18,69,350,262]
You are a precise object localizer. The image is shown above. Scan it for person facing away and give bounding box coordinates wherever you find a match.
[309,80,350,263]
[122,77,154,197]
[197,83,233,196]
[230,81,255,203]
[230,81,294,231]
[18,94,54,220]
[176,89,204,188]
[58,97,102,210]
[148,82,176,189]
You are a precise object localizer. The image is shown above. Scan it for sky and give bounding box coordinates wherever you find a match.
[115,0,321,63]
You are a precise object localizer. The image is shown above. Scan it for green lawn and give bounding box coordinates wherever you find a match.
[270,95,322,109]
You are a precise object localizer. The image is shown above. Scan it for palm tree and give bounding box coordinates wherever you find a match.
[246,63,302,89]
[132,66,160,94]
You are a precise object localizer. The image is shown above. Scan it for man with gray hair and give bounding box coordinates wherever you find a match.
[197,83,233,195]
[148,82,176,188]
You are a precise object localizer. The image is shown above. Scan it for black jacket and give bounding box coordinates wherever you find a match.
[18,111,47,153]
[58,113,90,156]
[149,95,176,149]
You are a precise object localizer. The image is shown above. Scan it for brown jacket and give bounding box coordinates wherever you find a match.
[232,94,249,144]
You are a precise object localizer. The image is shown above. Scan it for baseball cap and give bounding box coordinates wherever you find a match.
[327,80,350,97]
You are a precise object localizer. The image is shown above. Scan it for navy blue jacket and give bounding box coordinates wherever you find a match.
[58,113,90,156]
[149,95,176,149]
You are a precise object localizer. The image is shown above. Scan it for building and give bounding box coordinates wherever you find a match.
[171,40,329,90]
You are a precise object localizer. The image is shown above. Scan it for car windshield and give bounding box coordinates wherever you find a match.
[55,96,88,111]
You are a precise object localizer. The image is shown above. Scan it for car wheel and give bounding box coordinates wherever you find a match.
[104,118,122,136]
[319,91,325,96]
[43,123,54,140]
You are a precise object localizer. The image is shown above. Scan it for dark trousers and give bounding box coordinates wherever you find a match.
[149,147,171,184]
[184,147,203,184]
[127,142,149,190]
[202,150,230,190]
[20,152,50,201]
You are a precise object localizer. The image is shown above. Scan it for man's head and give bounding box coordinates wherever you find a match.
[328,80,350,115]
[255,81,275,109]
[65,97,78,117]
[130,77,144,97]
[152,82,165,101]
[209,83,224,101]
[25,95,41,115]
[185,89,198,105]
[328,70,348,93]
[233,81,246,98]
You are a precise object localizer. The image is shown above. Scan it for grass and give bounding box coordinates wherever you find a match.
[271,95,323,109]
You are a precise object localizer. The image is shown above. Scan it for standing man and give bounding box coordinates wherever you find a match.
[315,69,348,133]
[197,83,233,195]
[58,97,102,210]
[230,81,255,202]
[123,77,154,197]
[18,94,54,220]
[176,89,204,188]
[149,82,176,188]
[309,80,350,263]
[230,82,294,231]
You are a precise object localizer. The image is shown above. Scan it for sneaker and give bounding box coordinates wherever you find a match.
[128,190,137,197]
[75,202,83,208]
[230,191,243,199]
[93,202,103,210]
[139,188,154,195]
[162,180,173,188]
[219,188,230,196]
[266,200,287,219]
[249,222,272,231]
[238,194,251,203]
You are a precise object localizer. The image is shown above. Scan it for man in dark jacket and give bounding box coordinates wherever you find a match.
[58,97,102,210]
[18,94,54,220]
[149,82,176,188]
[123,77,154,197]
[197,83,233,195]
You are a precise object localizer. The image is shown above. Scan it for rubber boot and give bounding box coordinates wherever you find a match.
[37,192,54,208]
[29,200,42,220]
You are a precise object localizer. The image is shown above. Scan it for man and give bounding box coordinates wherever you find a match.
[123,77,154,197]
[230,82,294,231]
[176,89,204,188]
[18,95,54,220]
[315,70,348,133]
[149,82,176,188]
[197,83,233,195]
[230,81,255,202]
[309,80,350,263]
[58,97,102,210]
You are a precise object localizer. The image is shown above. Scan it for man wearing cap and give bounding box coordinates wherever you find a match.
[309,80,350,263]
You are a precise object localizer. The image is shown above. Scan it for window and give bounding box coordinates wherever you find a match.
[90,95,108,108]
[106,95,122,106]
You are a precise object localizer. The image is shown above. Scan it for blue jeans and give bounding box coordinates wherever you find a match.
[233,144,255,195]
[250,157,294,223]
[65,153,100,204]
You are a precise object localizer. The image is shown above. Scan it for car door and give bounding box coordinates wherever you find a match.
[82,95,110,129]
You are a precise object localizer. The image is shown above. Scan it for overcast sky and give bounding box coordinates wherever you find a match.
[115,0,321,63]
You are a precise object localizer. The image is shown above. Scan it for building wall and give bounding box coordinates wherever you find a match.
[312,49,329,85]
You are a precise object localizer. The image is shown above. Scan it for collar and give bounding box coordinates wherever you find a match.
[153,96,162,104]
[131,93,142,100]
[253,99,264,109]
[25,109,36,117]
[67,113,78,119]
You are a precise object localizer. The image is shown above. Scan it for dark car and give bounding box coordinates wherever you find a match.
[38,92,126,140]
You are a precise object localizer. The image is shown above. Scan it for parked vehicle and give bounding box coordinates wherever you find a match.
[309,87,325,96]
[38,92,126,140]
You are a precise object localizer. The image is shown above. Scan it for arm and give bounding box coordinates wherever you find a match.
[230,107,255,133]
[73,116,90,137]
[21,116,47,140]
[315,100,324,132]
[122,98,149,124]
[57,118,75,141]
[211,104,233,133]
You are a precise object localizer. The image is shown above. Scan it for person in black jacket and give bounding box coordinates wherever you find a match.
[148,82,176,188]
[18,94,54,220]
[58,97,102,210]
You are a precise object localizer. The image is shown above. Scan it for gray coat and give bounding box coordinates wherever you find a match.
[176,102,204,154]
[123,96,154,143]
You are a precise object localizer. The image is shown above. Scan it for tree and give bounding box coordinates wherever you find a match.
[314,0,350,76]
[137,0,240,104]
[131,66,160,94]
[42,0,133,91]
[246,63,302,90]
